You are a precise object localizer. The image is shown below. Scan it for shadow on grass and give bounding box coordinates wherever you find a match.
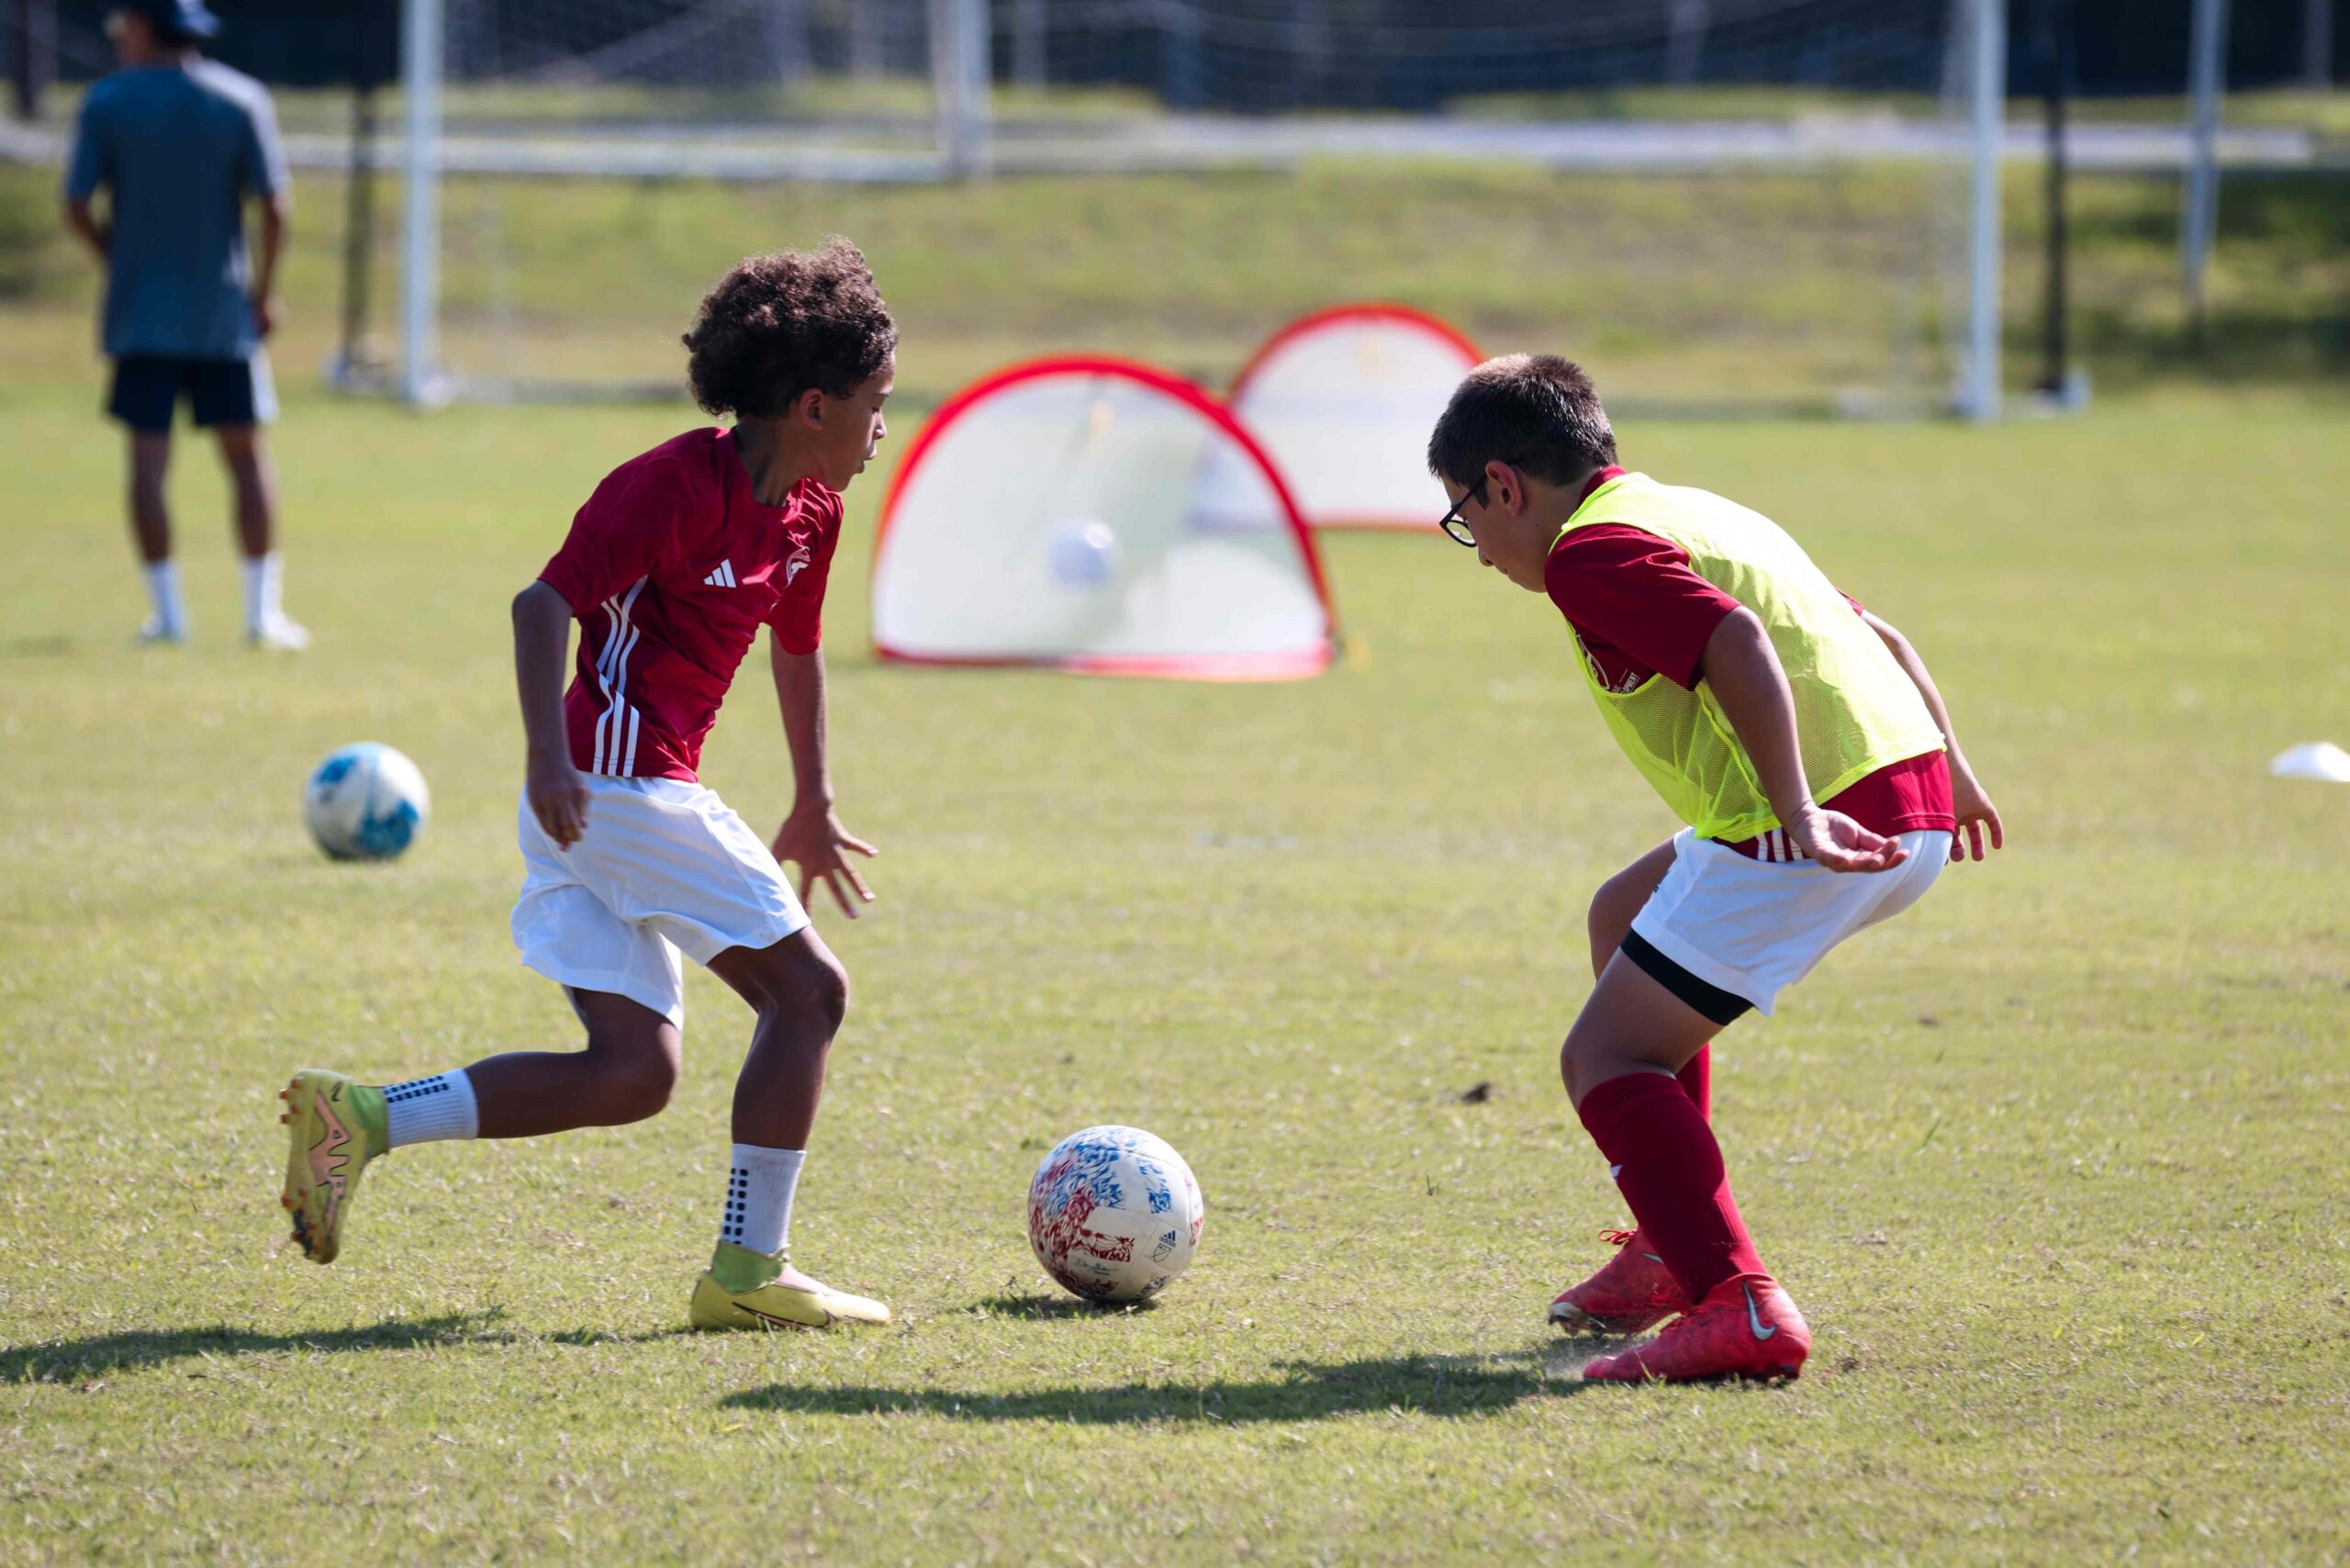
[2,1310,515,1382]
[968,1292,1164,1321]
[722,1349,1606,1426]
[2069,304,2350,386]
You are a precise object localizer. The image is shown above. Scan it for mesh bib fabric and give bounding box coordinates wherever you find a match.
[1561,474,1942,841]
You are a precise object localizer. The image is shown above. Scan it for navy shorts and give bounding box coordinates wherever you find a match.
[107,354,277,433]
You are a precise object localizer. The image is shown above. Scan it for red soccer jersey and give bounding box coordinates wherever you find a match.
[537,428,841,782]
[1542,478,1953,855]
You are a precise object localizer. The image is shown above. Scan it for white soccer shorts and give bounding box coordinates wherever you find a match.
[511,776,810,1026]
[1624,828,1953,1021]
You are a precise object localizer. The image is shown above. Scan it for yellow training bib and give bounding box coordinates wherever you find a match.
[1559,473,1942,841]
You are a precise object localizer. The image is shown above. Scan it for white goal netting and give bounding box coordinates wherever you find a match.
[387,0,1999,415]
[398,0,971,399]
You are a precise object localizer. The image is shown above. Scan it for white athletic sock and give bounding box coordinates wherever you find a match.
[382,1070,480,1149]
[720,1144,805,1258]
[241,551,283,633]
[143,559,186,636]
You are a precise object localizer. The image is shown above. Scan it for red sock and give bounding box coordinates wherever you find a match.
[1676,1045,1711,1121]
[1576,1070,1763,1301]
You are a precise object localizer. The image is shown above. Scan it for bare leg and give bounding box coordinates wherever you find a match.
[1585,837,1715,1118]
[213,424,275,559]
[128,431,172,565]
[703,927,848,1291]
[459,987,681,1138]
[1561,953,1720,1107]
[705,925,849,1151]
[1587,839,1678,980]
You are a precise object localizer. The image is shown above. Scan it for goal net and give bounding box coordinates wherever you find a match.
[872,357,1336,678]
[393,0,980,401]
[390,0,2002,418]
[982,0,2004,420]
[1228,304,1485,529]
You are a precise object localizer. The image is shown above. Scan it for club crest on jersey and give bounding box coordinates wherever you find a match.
[784,546,813,586]
[702,559,739,588]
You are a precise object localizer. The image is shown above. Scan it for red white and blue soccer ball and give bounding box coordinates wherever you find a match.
[303,743,431,861]
[1028,1125,1204,1304]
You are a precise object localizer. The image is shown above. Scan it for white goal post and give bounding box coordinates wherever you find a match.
[399,0,443,407]
[1959,0,2003,423]
[390,0,2007,418]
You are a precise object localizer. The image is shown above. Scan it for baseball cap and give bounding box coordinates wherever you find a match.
[118,0,221,41]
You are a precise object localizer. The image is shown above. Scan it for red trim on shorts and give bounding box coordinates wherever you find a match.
[1709,750,1955,859]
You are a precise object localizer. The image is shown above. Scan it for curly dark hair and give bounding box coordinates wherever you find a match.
[682,238,898,419]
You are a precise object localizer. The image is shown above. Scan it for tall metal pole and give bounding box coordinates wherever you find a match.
[1665,0,1709,86]
[1164,4,1203,109]
[2305,0,2333,87]
[764,0,811,87]
[847,1,880,79]
[2035,0,2071,397]
[1960,0,2004,423]
[399,0,444,405]
[929,0,990,178]
[338,81,378,386]
[1013,0,1046,90]
[1284,0,1328,109]
[2182,0,2229,340]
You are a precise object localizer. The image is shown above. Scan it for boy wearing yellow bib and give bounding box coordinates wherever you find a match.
[1427,355,2003,1382]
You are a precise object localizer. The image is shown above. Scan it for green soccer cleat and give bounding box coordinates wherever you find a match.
[277,1069,387,1265]
[688,1242,891,1331]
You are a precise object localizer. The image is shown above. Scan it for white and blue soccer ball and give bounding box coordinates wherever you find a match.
[1047,519,1120,588]
[1027,1125,1204,1303]
[303,743,431,861]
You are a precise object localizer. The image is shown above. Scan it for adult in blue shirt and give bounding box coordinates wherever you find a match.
[63,0,308,649]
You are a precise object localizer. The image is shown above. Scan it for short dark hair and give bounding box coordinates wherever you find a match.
[682,238,898,420]
[1426,353,1617,491]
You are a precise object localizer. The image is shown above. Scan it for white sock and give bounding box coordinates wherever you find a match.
[382,1070,479,1149]
[721,1144,804,1258]
[143,559,186,635]
[241,551,283,633]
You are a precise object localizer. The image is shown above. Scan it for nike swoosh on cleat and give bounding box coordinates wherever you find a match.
[1744,1283,1778,1340]
[741,1302,826,1330]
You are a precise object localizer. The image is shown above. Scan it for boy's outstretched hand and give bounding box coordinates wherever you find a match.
[1947,755,2005,863]
[1785,804,1909,873]
[772,804,878,920]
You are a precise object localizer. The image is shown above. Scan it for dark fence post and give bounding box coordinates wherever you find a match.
[10,0,56,122]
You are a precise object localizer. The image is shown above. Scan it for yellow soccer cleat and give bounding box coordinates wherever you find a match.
[688,1242,891,1331]
[277,1069,387,1265]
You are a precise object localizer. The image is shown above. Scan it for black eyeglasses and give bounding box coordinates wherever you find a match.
[1436,477,1487,547]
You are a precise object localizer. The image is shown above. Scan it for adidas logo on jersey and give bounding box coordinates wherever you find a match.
[703,560,738,588]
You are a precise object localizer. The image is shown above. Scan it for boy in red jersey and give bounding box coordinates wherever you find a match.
[1427,355,2003,1381]
[277,241,900,1330]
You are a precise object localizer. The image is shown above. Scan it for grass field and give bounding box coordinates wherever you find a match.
[4,136,2349,1561]
[2,358,2346,1560]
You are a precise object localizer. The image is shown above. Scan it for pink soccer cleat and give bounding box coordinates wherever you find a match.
[1548,1228,1691,1337]
[1581,1274,1811,1383]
